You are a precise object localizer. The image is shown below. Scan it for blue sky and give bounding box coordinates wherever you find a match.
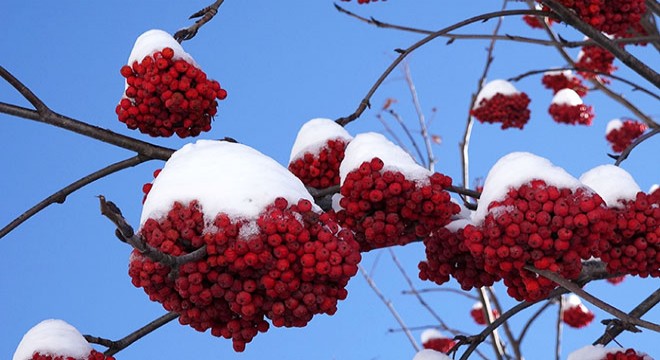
[1,1,658,359]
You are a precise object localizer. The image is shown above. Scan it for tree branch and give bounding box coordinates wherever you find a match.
[614,127,660,166]
[594,288,660,346]
[174,0,226,43]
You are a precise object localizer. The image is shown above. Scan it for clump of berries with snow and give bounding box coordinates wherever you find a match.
[332,133,459,251]
[13,320,114,360]
[568,345,654,360]
[561,294,595,328]
[413,349,453,360]
[555,0,647,37]
[116,30,227,138]
[288,118,352,189]
[548,88,595,126]
[542,70,588,97]
[581,165,659,278]
[420,329,456,354]
[469,301,500,325]
[522,4,555,29]
[470,80,531,130]
[606,275,626,284]
[141,168,162,204]
[131,140,361,351]
[418,219,501,291]
[605,119,647,153]
[576,45,617,82]
[465,152,614,301]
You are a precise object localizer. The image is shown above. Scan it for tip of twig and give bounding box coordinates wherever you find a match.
[446,38,455,45]
[394,48,405,54]
[607,153,620,160]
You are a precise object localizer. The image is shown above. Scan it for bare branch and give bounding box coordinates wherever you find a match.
[0,156,148,240]
[594,288,660,346]
[517,299,556,343]
[0,66,51,114]
[555,296,564,360]
[614,127,660,166]
[174,0,225,43]
[487,287,521,359]
[402,287,479,301]
[386,109,427,167]
[477,287,506,360]
[401,62,436,171]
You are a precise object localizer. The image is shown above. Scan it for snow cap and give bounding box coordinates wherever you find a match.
[544,69,576,79]
[413,349,452,360]
[564,294,583,307]
[551,88,583,106]
[579,165,641,208]
[289,118,353,162]
[128,29,197,67]
[473,80,519,109]
[339,132,431,184]
[445,219,471,233]
[473,152,583,224]
[13,319,92,360]
[420,328,445,343]
[567,345,653,360]
[605,119,624,134]
[141,140,316,226]
[472,301,483,310]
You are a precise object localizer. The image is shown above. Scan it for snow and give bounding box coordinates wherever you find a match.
[606,119,624,134]
[413,349,452,360]
[339,132,431,184]
[544,69,576,79]
[472,152,584,224]
[551,88,583,106]
[651,184,659,193]
[472,301,483,310]
[13,319,92,360]
[420,328,444,343]
[473,79,519,109]
[289,118,353,162]
[445,219,471,233]
[451,198,473,220]
[127,29,197,67]
[564,294,583,307]
[140,140,317,226]
[567,345,653,360]
[579,165,641,208]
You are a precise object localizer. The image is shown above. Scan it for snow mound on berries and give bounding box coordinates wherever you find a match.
[606,119,624,134]
[472,301,483,310]
[445,219,470,232]
[545,69,575,78]
[552,88,583,106]
[339,132,430,183]
[473,152,583,224]
[473,80,519,109]
[565,294,583,307]
[128,29,197,67]
[13,319,92,360]
[289,118,353,162]
[580,165,641,207]
[140,140,316,225]
[413,349,452,360]
[420,328,444,343]
[651,184,659,193]
[568,345,630,360]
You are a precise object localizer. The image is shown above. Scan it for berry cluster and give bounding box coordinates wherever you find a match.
[606,275,626,284]
[542,71,588,97]
[28,350,113,360]
[599,192,659,278]
[604,349,652,360]
[557,0,646,37]
[465,180,613,301]
[469,302,500,325]
[548,103,595,125]
[117,47,227,137]
[421,329,456,354]
[576,45,617,81]
[334,158,459,251]
[141,168,162,204]
[561,295,594,328]
[606,120,647,153]
[289,138,348,189]
[471,93,531,130]
[419,224,500,291]
[522,5,555,29]
[131,198,360,351]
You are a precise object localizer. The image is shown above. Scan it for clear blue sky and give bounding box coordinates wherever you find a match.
[1,1,658,359]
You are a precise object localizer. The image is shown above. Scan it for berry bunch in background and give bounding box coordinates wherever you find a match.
[420,329,456,354]
[548,89,595,126]
[522,4,555,29]
[28,350,112,360]
[604,349,653,360]
[561,294,595,328]
[568,345,654,360]
[470,80,531,130]
[576,45,617,81]
[555,0,647,37]
[541,70,588,97]
[469,301,500,325]
[116,30,227,138]
[605,119,648,153]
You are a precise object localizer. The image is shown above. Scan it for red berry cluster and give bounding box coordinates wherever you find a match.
[548,103,595,125]
[465,180,613,301]
[471,93,532,130]
[542,72,588,97]
[562,304,594,328]
[576,46,617,81]
[116,47,227,138]
[419,226,500,291]
[604,349,651,360]
[130,198,360,351]
[470,303,500,325]
[141,168,162,204]
[334,158,459,251]
[606,275,626,284]
[288,138,348,189]
[606,120,647,153]
[599,192,659,278]
[29,350,114,360]
[557,0,646,37]
[423,338,456,354]
[522,5,555,29]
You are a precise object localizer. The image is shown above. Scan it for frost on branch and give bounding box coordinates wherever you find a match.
[288,118,353,189]
[470,79,531,130]
[465,152,613,301]
[116,29,227,138]
[13,319,113,360]
[132,140,361,351]
[332,132,459,251]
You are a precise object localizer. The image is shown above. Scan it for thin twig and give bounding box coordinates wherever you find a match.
[0,156,148,240]
[0,66,50,114]
[517,299,555,343]
[358,264,421,352]
[334,9,558,126]
[477,287,506,360]
[401,62,435,171]
[402,287,479,301]
[376,113,414,156]
[555,296,564,360]
[614,127,660,166]
[387,109,427,167]
[487,287,521,359]
[594,288,660,346]
[85,312,179,356]
[174,0,226,42]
